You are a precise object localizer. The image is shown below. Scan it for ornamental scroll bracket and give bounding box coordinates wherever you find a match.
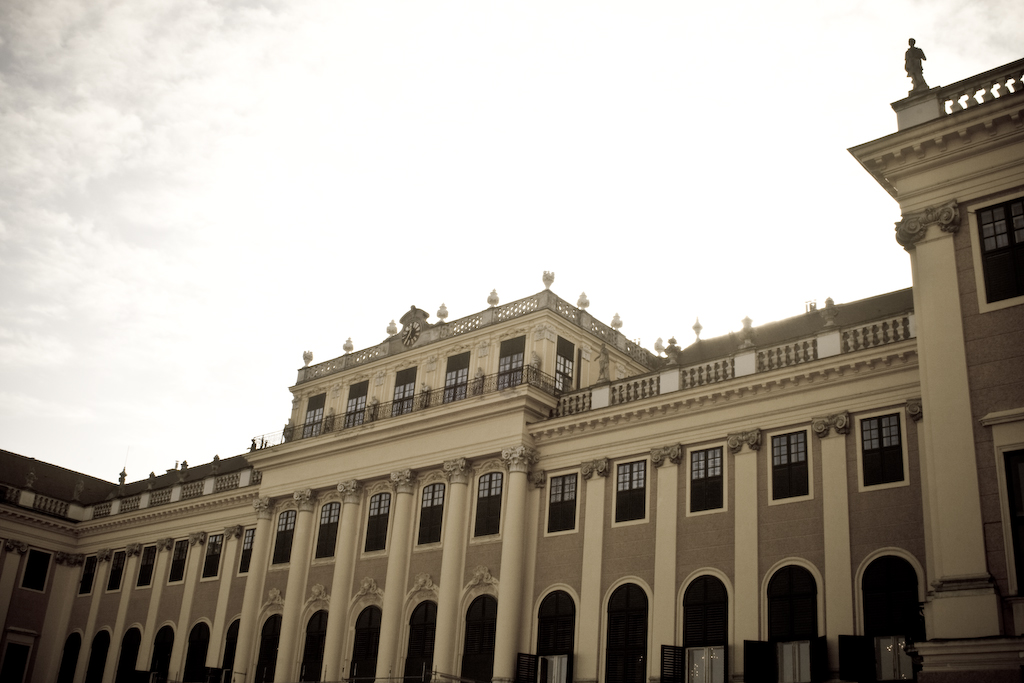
[530,470,547,488]
[650,444,683,468]
[895,200,959,249]
[581,458,610,479]
[727,430,762,454]
[811,412,851,439]
[906,398,923,422]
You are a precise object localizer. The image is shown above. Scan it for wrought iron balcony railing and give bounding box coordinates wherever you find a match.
[255,365,559,447]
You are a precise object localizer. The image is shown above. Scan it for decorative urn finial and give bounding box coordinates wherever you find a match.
[654,338,665,355]
[437,303,448,321]
[387,320,398,335]
[343,338,354,354]
[487,290,499,307]
[302,350,313,366]
[611,313,622,330]
[693,318,703,341]
[577,292,590,309]
[542,271,555,290]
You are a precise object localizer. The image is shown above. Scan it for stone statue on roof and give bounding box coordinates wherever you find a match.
[905,39,928,93]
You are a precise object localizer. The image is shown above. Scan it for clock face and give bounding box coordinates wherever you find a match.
[403,321,421,346]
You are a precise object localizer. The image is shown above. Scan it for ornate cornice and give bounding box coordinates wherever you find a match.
[907,398,923,422]
[125,543,142,557]
[812,412,851,439]
[4,539,28,554]
[338,480,362,504]
[293,489,314,512]
[390,469,417,494]
[253,496,272,520]
[530,471,547,488]
[443,458,469,485]
[727,429,762,454]
[501,445,537,474]
[581,458,609,479]
[189,531,206,546]
[895,200,959,248]
[650,444,683,468]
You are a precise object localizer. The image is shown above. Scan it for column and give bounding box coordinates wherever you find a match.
[651,446,682,681]
[207,526,244,668]
[0,539,27,633]
[730,430,761,680]
[75,549,114,683]
[434,459,470,678]
[275,489,316,683]
[815,414,854,672]
[323,481,363,681]
[103,544,142,683]
[519,471,543,649]
[492,445,537,683]
[34,553,83,683]
[576,459,608,683]
[137,538,174,671]
[375,469,418,681]
[169,532,208,680]
[232,497,274,683]
[909,228,998,637]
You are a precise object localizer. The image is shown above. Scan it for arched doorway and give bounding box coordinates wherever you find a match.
[255,615,282,683]
[767,565,818,683]
[150,626,174,683]
[84,631,111,683]
[115,628,142,683]
[682,576,727,681]
[605,584,647,683]
[183,622,210,682]
[404,601,437,683]
[351,606,382,682]
[222,619,240,681]
[56,633,81,683]
[863,555,923,679]
[301,610,329,681]
[461,595,497,681]
[538,591,575,683]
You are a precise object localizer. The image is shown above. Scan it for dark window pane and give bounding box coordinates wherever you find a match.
[772,432,808,500]
[615,462,646,522]
[239,528,255,573]
[107,551,126,591]
[365,493,391,552]
[22,549,51,591]
[444,352,471,403]
[418,484,445,545]
[548,474,578,532]
[273,511,296,565]
[137,545,156,587]
[862,414,904,486]
[203,534,223,578]
[345,381,369,428]
[555,337,575,392]
[316,503,341,558]
[475,472,503,536]
[304,393,327,438]
[169,540,189,582]
[79,556,97,594]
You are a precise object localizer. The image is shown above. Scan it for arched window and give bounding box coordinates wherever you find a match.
[606,584,647,683]
[301,610,329,681]
[461,595,498,682]
[115,628,142,683]
[256,615,282,683]
[84,631,111,683]
[404,601,437,683]
[351,606,382,682]
[683,576,727,683]
[767,566,818,683]
[863,556,922,680]
[223,620,240,681]
[183,623,211,682]
[150,626,174,683]
[538,591,575,683]
[56,633,81,683]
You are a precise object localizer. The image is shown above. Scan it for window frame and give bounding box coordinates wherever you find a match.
[968,190,1024,313]
[238,528,255,574]
[168,540,189,583]
[272,510,297,565]
[137,545,157,587]
[855,409,910,492]
[474,471,504,538]
[497,336,526,390]
[767,429,813,505]
[687,445,727,516]
[612,459,649,526]
[417,483,445,546]
[545,472,579,535]
[443,352,471,404]
[78,555,97,595]
[315,501,341,559]
[555,337,575,393]
[202,533,224,579]
[345,380,370,428]
[20,548,51,592]
[365,492,392,552]
[303,393,327,438]
[394,367,417,416]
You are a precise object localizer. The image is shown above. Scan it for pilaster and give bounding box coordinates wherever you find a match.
[75,549,114,683]
[376,469,418,681]
[576,457,609,683]
[324,480,362,681]
[729,429,761,679]
[0,540,27,639]
[434,459,471,678]
[651,444,682,679]
[275,489,316,682]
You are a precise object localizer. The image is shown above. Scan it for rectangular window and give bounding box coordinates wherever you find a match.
[303,393,327,438]
[685,647,725,683]
[203,534,223,578]
[345,380,370,428]
[316,502,341,558]
[137,545,157,587]
[498,336,526,389]
[365,493,391,552]
[107,550,126,591]
[555,337,575,392]
[443,352,471,403]
[547,474,577,533]
[169,540,189,582]
[615,461,646,522]
[978,198,1024,303]
[418,483,445,545]
[21,549,51,591]
[394,367,417,416]
[475,472,503,536]
[862,414,904,486]
[772,432,809,500]
[777,641,811,683]
[273,510,297,564]
[239,528,255,573]
[79,556,97,595]
[690,448,724,512]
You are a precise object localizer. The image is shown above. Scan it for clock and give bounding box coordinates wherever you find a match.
[403,321,421,346]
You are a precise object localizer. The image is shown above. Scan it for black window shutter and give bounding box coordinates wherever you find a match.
[515,654,538,683]
[660,645,685,683]
[743,641,777,683]
[810,635,829,683]
[838,635,876,683]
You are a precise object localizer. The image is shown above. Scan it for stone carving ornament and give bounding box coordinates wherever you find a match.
[225,525,244,539]
[156,537,175,551]
[125,543,142,557]
[356,577,384,598]
[189,532,207,546]
[650,444,683,468]
[469,565,499,588]
[895,200,959,248]
[97,548,113,562]
[812,412,851,439]
[391,469,417,493]
[4,539,28,554]
[268,588,284,605]
[338,480,362,503]
[412,573,437,593]
[253,496,272,519]
[906,398,923,422]
[308,583,330,604]
[581,458,609,480]
[727,430,762,454]
[55,552,84,566]
[501,445,537,473]
[443,458,469,485]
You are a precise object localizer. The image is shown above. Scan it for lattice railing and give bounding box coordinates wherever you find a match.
[216,472,241,492]
[93,501,112,518]
[181,481,204,500]
[119,495,140,513]
[149,489,171,506]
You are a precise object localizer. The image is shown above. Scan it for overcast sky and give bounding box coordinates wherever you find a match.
[1,0,1020,483]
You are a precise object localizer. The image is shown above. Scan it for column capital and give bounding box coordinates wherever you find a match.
[443,458,469,485]
[338,480,363,504]
[650,443,683,467]
[224,525,244,539]
[727,429,762,454]
[3,539,28,554]
[293,489,314,512]
[156,537,175,551]
[189,531,207,546]
[55,552,84,566]
[812,412,851,439]
[125,543,142,557]
[581,458,609,479]
[501,445,537,473]
[390,469,418,494]
[97,548,112,562]
[907,398,923,422]
[253,495,273,519]
[895,200,959,249]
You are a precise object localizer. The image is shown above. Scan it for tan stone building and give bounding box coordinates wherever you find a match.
[1,57,1022,683]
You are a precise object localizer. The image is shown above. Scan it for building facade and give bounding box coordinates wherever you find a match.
[1,57,1023,683]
